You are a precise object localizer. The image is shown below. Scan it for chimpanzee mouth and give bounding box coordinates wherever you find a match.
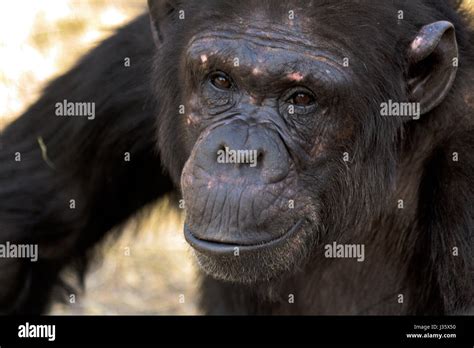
[184,219,305,256]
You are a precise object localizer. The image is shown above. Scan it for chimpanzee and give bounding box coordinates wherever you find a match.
[0,0,472,314]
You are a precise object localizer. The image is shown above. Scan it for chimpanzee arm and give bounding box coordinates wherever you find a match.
[0,15,173,314]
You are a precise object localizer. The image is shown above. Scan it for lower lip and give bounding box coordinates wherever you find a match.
[184,219,305,256]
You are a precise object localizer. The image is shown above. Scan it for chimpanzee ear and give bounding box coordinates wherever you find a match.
[148,0,180,45]
[407,21,458,115]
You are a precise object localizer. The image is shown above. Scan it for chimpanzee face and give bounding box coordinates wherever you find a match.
[178,24,355,282]
[150,1,458,283]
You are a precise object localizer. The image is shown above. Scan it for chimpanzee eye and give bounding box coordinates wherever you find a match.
[209,72,232,90]
[287,91,315,106]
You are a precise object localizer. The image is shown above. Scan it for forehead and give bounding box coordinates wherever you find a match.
[185,25,348,77]
[183,0,397,59]
[183,1,361,70]
[187,23,346,56]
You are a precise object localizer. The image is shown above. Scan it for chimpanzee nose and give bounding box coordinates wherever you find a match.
[194,121,290,184]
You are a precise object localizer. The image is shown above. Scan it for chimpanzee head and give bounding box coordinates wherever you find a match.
[148,0,458,283]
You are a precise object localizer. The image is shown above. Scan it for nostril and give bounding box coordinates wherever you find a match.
[215,143,228,163]
[255,149,264,168]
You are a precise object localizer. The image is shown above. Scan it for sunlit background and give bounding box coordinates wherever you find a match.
[0,0,198,315]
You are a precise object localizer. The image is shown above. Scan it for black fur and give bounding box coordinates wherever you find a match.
[0,0,472,314]
[0,17,173,314]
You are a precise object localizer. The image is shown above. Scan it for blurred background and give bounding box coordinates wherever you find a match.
[0,0,198,315]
